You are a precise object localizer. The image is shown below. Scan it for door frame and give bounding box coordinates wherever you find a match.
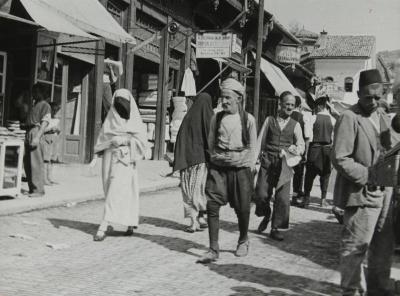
[59,61,89,163]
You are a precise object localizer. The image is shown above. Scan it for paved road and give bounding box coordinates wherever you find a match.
[0,187,362,296]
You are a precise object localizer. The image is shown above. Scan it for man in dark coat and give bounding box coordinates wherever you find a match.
[332,69,394,296]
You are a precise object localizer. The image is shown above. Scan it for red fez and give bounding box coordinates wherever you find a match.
[359,69,382,89]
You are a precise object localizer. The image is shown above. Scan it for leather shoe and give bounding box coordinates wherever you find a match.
[29,192,44,198]
[197,249,219,264]
[299,195,310,209]
[270,229,284,241]
[257,216,270,233]
[235,240,249,257]
[93,231,106,241]
[320,199,329,208]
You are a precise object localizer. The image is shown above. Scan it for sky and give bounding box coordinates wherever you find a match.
[264,0,400,52]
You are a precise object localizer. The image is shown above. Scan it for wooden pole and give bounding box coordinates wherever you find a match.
[154,24,170,160]
[253,0,264,128]
[92,38,105,159]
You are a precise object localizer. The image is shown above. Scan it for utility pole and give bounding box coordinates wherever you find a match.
[253,0,264,128]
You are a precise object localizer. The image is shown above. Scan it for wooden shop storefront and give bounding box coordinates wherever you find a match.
[0,0,136,164]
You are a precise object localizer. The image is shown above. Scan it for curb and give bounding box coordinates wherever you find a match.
[0,180,179,217]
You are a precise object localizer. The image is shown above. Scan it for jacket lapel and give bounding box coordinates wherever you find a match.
[353,105,377,155]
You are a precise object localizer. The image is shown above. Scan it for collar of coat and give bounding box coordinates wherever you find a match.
[349,102,392,155]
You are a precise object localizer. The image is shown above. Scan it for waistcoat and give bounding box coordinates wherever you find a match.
[312,114,333,144]
[263,116,296,153]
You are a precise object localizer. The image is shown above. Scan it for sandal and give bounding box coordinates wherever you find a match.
[184,226,196,233]
[93,231,106,241]
[125,226,135,236]
[197,217,208,229]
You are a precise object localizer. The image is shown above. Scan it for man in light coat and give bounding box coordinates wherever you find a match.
[332,69,394,296]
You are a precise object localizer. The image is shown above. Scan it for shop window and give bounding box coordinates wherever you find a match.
[35,34,64,103]
[107,0,123,24]
[344,77,353,92]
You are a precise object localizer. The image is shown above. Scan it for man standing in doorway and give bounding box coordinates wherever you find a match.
[254,91,305,241]
[332,69,394,296]
[197,78,257,264]
[24,83,51,197]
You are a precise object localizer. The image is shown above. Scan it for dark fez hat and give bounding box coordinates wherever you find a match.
[359,69,382,89]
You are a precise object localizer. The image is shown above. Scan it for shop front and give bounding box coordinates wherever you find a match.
[2,0,136,164]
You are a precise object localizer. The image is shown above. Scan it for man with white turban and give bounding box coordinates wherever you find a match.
[197,78,257,263]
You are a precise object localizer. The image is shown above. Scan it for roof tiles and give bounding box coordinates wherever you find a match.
[309,35,375,58]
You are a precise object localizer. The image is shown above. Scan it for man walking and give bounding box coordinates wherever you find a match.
[291,96,310,205]
[332,69,394,296]
[301,95,335,208]
[254,91,305,241]
[197,78,257,263]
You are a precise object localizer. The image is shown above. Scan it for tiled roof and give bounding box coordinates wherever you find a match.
[295,28,319,39]
[309,35,375,58]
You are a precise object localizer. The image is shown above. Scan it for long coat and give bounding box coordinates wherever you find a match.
[332,104,392,209]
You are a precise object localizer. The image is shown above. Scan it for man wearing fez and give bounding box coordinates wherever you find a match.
[254,91,305,241]
[332,69,394,296]
[197,78,257,264]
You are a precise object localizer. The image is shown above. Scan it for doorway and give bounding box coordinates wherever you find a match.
[59,58,90,163]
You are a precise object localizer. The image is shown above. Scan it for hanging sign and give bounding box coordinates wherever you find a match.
[276,45,301,64]
[315,82,345,101]
[196,33,233,58]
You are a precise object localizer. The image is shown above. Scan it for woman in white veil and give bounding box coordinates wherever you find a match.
[93,89,147,241]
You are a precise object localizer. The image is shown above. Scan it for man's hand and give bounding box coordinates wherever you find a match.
[288,145,299,155]
[30,136,40,147]
[111,136,127,147]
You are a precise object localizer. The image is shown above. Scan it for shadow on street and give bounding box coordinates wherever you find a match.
[207,263,340,295]
[254,219,341,270]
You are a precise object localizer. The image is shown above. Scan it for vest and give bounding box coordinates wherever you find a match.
[312,114,333,144]
[215,109,249,148]
[263,116,296,153]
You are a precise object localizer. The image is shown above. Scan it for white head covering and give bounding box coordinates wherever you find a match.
[220,78,245,96]
[94,89,147,161]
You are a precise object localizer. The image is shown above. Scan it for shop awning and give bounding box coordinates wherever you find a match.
[0,11,38,26]
[19,0,136,44]
[256,54,301,97]
[19,0,94,39]
[252,53,310,110]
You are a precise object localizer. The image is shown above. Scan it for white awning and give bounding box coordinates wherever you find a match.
[0,11,38,26]
[19,0,94,39]
[252,53,310,110]
[19,0,136,44]
[256,54,301,97]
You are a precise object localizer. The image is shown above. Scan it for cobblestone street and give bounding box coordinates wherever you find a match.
[0,187,350,296]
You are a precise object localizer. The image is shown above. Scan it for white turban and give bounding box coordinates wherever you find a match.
[220,78,245,96]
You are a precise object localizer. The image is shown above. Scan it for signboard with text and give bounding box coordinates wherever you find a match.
[276,45,301,64]
[196,33,241,58]
[315,82,345,101]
